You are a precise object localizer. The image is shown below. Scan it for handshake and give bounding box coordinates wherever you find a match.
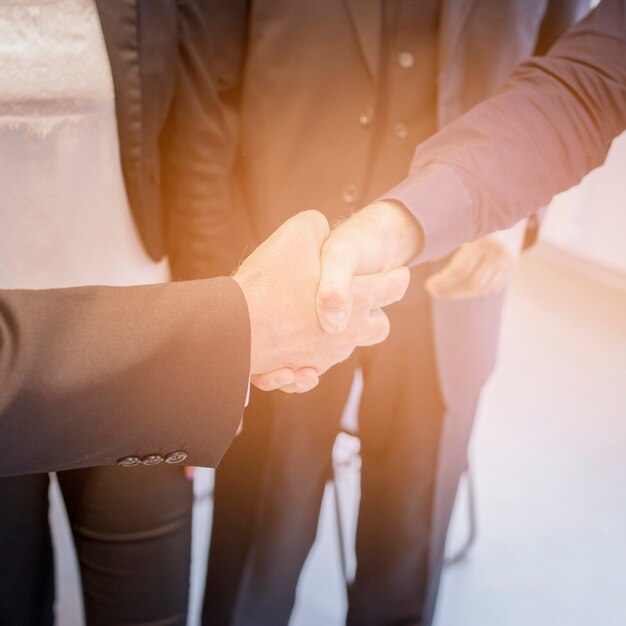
[233,203,424,393]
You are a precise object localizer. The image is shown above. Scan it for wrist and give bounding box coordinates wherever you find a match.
[361,200,424,266]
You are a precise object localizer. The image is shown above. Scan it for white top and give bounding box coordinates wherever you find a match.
[0,0,169,289]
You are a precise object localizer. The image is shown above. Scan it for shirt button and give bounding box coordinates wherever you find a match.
[397,51,415,69]
[393,122,409,140]
[117,456,141,468]
[342,184,358,204]
[165,450,188,464]
[359,107,374,128]
[141,454,164,466]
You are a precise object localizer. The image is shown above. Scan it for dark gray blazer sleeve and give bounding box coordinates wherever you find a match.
[0,277,250,476]
[386,0,626,261]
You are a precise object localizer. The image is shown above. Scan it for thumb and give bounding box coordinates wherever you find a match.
[317,235,358,333]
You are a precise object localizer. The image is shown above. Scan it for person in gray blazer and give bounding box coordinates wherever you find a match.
[203,2,589,625]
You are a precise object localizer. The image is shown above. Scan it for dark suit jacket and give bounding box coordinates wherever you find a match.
[0,279,250,477]
[95,0,242,279]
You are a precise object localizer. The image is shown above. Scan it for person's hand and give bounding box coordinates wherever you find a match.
[425,220,526,299]
[316,200,423,334]
[233,211,410,393]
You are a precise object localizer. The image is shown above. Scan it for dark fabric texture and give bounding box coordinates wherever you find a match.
[0,474,54,626]
[0,466,193,626]
[0,278,249,475]
[95,0,245,278]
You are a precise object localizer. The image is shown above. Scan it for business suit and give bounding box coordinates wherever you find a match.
[0,2,243,624]
[203,1,588,625]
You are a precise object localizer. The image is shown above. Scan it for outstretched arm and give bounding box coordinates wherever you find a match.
[0,212,407,476]
[317,0,626,332]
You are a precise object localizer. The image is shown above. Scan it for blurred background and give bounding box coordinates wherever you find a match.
[49,131,626,626]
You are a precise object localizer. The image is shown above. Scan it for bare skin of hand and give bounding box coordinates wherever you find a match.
[316,200,423,334]
[233,210,410,393]
[425,221,525,299]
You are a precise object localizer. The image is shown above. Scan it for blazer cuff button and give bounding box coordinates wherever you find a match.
[165,451,188,464]
[117,456,141,468]
[141,454,164,466]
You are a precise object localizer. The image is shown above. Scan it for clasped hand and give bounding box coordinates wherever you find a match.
[235,200,524,394]
[233,210,410,393]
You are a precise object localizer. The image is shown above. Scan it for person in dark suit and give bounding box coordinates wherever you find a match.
[203,2,589,625]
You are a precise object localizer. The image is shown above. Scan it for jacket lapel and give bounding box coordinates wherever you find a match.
[437,0,477,78]
[94,0,143,209]
[343,0,383,82]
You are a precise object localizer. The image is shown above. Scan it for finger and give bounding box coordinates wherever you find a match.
[476,257,512,295]
[426,251,481,296]
[282,210,330,243]
[425,246,484,297]
[184,466,197,481]
[488,262,513,293]
[432,253,504,299]
[317,235,359,334]
[279,368,320,393]
[300,209,331,241]
[356,308,391,347]
[251,368,296,392]
[352,267,411,310]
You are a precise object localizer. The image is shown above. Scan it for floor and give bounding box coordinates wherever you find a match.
[51,247,626,625]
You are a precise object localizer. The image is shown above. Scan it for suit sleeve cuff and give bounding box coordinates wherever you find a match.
[382,165,476,263]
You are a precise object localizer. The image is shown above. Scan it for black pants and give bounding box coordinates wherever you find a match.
[0,465,193,626]
[203,275,445,626]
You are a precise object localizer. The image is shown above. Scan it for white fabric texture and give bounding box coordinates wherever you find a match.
[0,0,169,289]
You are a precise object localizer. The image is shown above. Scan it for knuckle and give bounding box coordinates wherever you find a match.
[324,237,350,260]
[302,210,330,238]
[319,287,351,311]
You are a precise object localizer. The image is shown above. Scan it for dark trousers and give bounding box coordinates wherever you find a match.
[203,277,445,626]
[0,465,193,626]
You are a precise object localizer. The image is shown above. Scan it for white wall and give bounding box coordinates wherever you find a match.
[541,131,626,275]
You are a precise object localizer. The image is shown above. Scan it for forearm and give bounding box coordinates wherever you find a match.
[0,279,250,476]
[385,0,626,261]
